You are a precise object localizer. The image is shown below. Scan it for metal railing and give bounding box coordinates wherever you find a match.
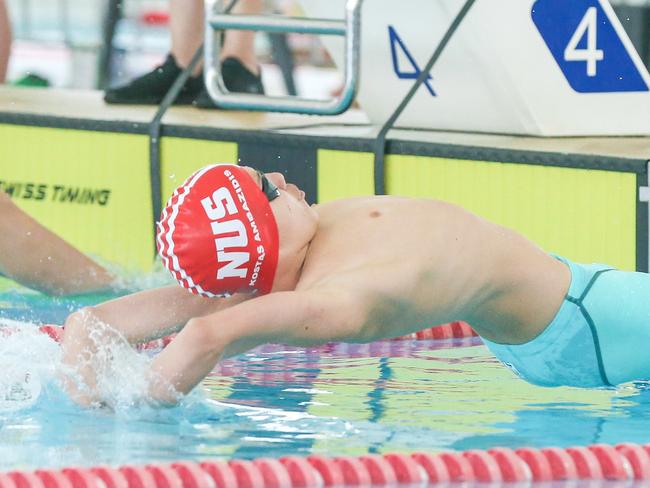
[204,0,363,115]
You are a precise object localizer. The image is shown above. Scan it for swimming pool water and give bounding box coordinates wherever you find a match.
[0,285,649,472]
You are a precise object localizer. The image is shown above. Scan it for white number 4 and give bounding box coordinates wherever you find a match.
[564,7,604,77]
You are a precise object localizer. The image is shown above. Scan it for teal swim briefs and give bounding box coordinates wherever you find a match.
[482,255,650,388]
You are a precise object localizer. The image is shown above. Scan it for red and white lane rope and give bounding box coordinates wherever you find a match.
[391,321,477,341]
[32,321,478,352]
[1,443,650,487]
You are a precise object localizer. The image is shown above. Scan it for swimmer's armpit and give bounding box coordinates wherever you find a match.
[145,289,366,404]
[221,290,369,353]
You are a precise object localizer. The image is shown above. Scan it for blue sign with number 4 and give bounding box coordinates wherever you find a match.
[532,0,648,92]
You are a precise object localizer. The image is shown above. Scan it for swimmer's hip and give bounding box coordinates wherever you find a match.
[483,255,650,388]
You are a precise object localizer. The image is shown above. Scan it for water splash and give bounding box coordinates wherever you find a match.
[0,325,60,414]
[0,318,178,414]
[0,323,363,469]
[94,258,176,294]
[57,312,181,412]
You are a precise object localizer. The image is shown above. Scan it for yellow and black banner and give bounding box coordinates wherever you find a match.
[0,111,645,274]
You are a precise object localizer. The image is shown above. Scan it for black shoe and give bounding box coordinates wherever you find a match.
[104,54,203,105]
[193,57,265,108]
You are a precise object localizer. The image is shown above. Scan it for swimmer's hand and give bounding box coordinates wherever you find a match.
[59,285,242,408]
[59,308,131,408]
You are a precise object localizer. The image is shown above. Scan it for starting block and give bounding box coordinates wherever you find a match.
[300,0,650,136]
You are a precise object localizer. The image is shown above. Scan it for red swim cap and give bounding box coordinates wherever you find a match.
[157,164,279,297]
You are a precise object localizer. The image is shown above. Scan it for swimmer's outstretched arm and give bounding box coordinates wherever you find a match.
[61,285,249,406]
[0,192,114,295]
[146,289,367,405]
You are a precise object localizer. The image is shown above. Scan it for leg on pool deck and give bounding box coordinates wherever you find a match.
[104,0,264,105]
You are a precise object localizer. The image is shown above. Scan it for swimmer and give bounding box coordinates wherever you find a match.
[0,191,115,295]
[60,164,650,406]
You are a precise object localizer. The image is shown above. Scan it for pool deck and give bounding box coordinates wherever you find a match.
[1,87,650,160]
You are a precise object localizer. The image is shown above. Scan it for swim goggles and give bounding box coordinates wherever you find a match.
[257,170,281,202]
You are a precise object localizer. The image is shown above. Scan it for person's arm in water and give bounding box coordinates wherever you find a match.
[60,286,250,406]
[146,289,366,405]
[0,192,114,295]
